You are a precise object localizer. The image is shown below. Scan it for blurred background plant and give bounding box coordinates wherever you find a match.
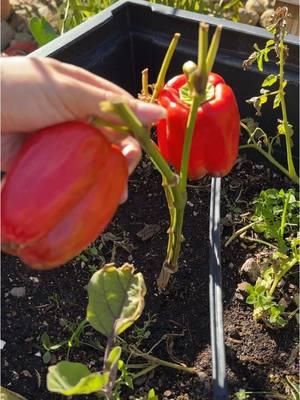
[2,0,276,50]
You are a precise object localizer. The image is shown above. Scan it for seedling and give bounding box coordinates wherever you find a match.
[227,188,299,327]
[46,264,196,399]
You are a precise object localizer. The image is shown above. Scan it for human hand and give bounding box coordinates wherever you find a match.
[1,57,165,189]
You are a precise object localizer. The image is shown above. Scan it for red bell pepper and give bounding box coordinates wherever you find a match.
[1,121,128,269]
[157,72,240,180]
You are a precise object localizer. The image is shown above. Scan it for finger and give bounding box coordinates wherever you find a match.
[126,98,166,125]
[120,137,142,175]
[119,186,128,204]
[61,79,166,126]
[47,57,132,97]
[100,128,142,175]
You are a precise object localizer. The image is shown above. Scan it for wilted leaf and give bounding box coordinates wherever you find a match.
[87,263,146,337]
[47,361,108,395]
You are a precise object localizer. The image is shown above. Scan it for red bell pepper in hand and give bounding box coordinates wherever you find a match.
[1,121,128,269]
[157,72,240,180]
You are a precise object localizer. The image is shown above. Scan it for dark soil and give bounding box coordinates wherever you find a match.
[1,155,299,400]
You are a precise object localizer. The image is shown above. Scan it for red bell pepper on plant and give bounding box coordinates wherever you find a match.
[157,72,240,180]
[1,121,128,269]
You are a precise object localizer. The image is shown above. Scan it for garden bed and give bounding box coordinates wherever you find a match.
[1,156,298,399]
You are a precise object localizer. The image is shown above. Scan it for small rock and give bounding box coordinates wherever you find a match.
[240,258,260,282]
[10,286,26,298]
[34,351,41,357]
[0,339,6,349]
[239,8,260,25]
[235,292,245,301]
[1,20,15,50]
[260,9,274,28]
[237,281,250,293]
[163,390,172,397]
[245,0,265,15]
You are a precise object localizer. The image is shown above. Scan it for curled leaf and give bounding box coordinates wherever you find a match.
[47,361,109,395]
[87,263,146,337]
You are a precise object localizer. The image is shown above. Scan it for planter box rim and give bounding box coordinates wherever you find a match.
[29,0,299,58]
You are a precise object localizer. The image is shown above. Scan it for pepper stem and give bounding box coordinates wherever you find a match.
[150,33,181,103]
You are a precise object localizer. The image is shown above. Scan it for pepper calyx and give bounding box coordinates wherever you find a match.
[179,81,215,106]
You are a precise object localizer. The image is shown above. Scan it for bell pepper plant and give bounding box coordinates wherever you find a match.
[1,121,128,269]
[100,23,240,290]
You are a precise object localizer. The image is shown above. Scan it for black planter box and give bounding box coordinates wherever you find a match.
[31,0,299,164]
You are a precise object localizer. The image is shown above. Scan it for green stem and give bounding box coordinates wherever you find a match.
[206,25,222,73]
[269,257,298,296]
[132,364,158,380]
[110,102,178,186]
[279,191,290,238]
[278,39,298,182]
[150,33,181,103]
[225,220,259,247]
[129,345,196,374]
[242,236,277,249]
[92,117,129,133]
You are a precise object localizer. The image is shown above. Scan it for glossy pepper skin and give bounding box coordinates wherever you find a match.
[157,73,240,180]
[1,121,128,269]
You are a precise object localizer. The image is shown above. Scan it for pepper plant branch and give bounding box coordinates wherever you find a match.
[157,22,223,290]
[269,257,298,296]
[206,25,222,73]
[278,38,297,182]
[150,33,181,103]
[225,220,260,247]
[105,102,179,189]
[92,116,130,133]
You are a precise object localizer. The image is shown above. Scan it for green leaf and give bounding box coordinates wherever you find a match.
[257,54,264,71]
[0,387,27,400]
[43,351,51,364]
[29,17,58,47]
[266,39,275,47]
[273,93,281,108]
[262,74,278,87]
[148,388,159,400]
[105,346,122,371]
[47,361,109,395]
[41,332,51,350]
[87,263,146,337]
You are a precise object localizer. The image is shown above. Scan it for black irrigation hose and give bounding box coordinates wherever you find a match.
[209,177,228,400]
